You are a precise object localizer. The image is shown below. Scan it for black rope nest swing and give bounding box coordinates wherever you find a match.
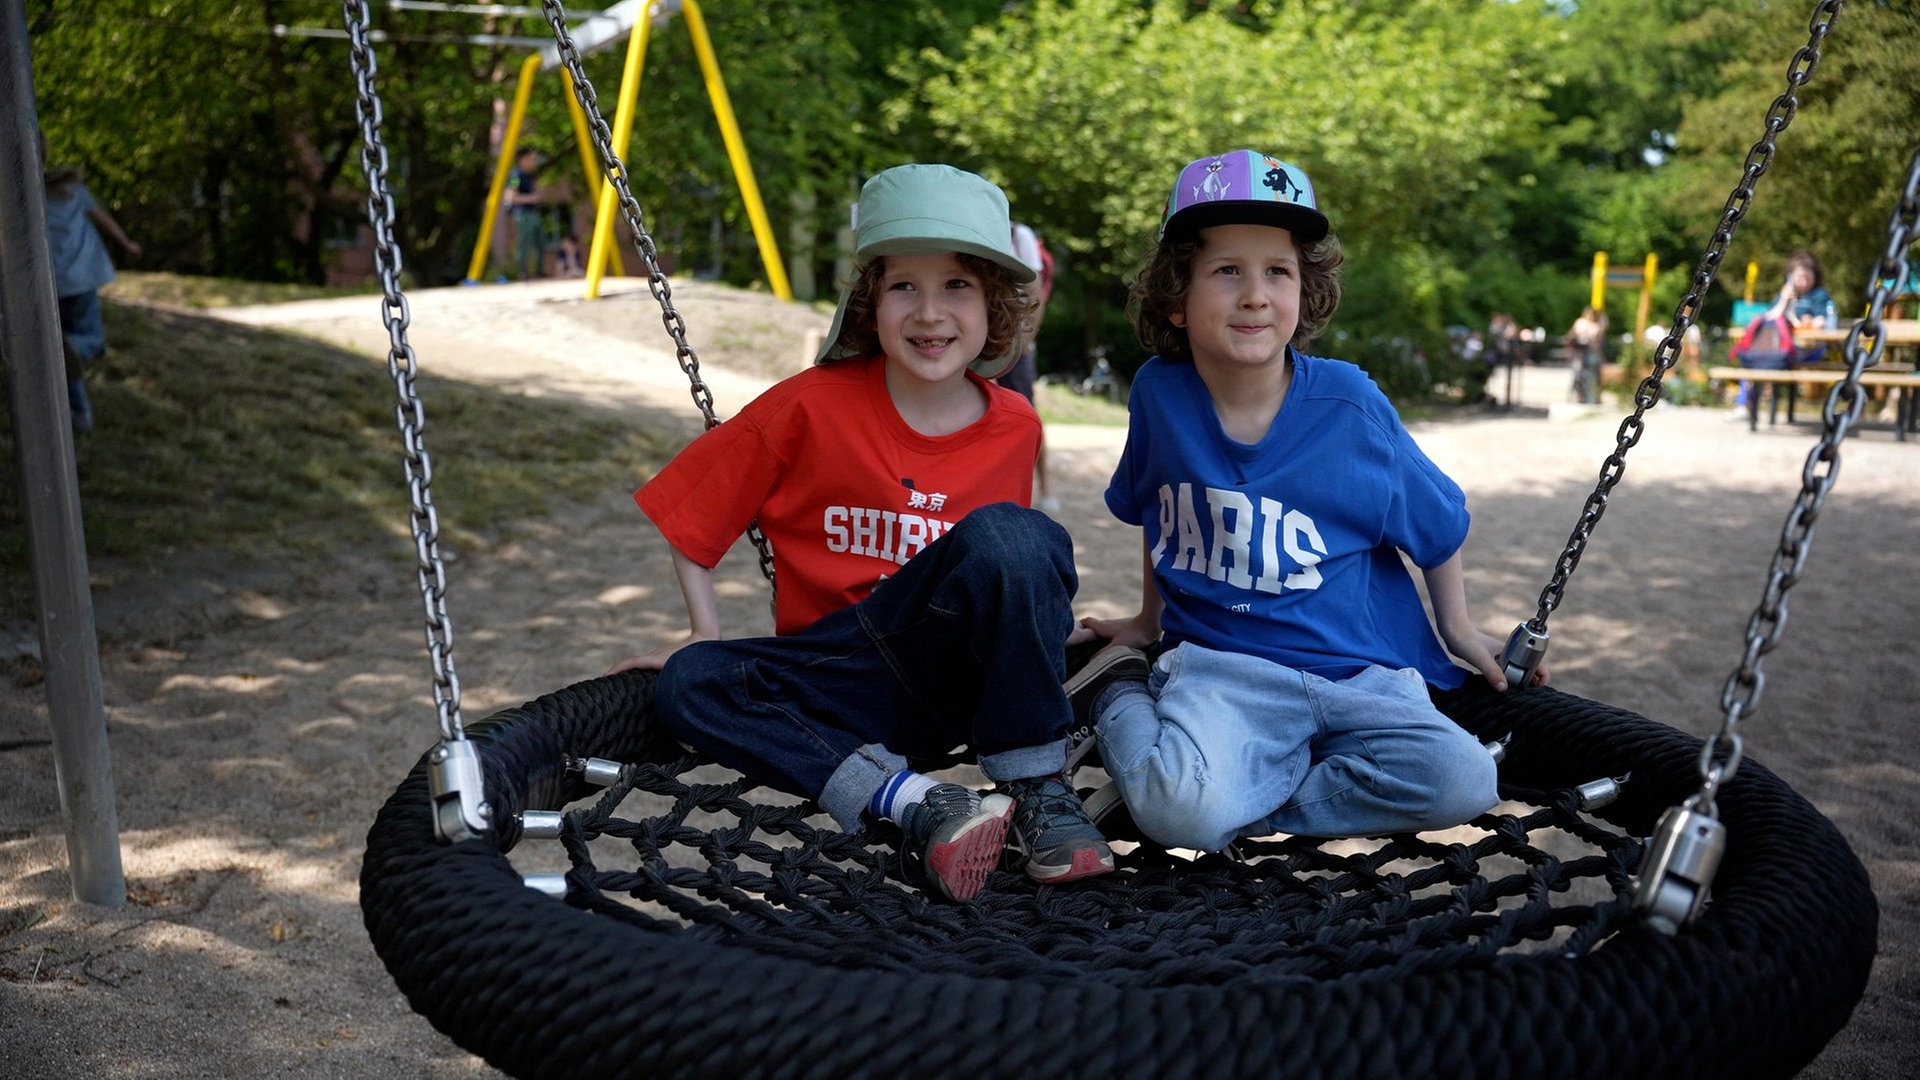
[345,2,1884,1076]
[361,669,1875,1078]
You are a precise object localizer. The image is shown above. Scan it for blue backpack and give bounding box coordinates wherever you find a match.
[1732,313,1799,370]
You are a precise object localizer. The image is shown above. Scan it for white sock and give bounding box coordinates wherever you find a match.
[870,770,939,822]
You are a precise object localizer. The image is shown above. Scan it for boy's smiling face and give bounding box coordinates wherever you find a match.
[874,252,990,386]
[1172,222,1301,373]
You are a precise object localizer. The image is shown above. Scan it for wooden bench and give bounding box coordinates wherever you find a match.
[1707,365,1920,440]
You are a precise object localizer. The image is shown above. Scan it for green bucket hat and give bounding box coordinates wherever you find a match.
[815,163,1036,379]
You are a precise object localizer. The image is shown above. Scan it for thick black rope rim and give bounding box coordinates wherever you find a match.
[362,674,1876,1080]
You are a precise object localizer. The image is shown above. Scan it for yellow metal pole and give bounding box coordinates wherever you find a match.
[584,13,654,300]
[681,0,791,301]
[562,74,623,278]
[465,53,544,284]
[1634,254,1658,342]
[1590,251,1607,311]
[1745,261,1759,303]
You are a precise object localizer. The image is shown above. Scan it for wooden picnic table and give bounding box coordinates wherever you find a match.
[1710,318,1920,439]
[1707,359,1920,440]
[1788,317,1920,349]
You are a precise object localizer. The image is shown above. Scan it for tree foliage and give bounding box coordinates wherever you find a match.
[20,0,1920,388]
[1670,1,1920,309]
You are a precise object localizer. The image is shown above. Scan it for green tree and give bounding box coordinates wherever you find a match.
[913,0,1560,376]
[26,0,549,284]
[601,0,1008,297]
[1672,1,1920,312]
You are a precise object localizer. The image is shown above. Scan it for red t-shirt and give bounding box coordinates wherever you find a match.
[636,355,1042,635]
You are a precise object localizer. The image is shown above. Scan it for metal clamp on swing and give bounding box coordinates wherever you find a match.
[1501,621,1549,689]
[428,737,492,843]
[1631,796,1726,935]
[1575,773,1629,811]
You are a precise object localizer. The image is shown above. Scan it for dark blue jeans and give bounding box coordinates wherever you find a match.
[59,291,106,363]
[655,502,1077,829]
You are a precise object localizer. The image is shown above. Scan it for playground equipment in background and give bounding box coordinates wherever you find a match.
[1589,250,1660,343]
[463,0,790,301]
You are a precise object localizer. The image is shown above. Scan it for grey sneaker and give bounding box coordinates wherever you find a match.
[1002,773,1115,883]
[1064,642,1150,732]
[897,784,1013,902]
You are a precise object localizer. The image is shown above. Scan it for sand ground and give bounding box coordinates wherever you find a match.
[2,278,1914,1077]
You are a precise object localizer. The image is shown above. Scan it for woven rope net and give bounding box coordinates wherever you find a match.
[362,668,1876,1079]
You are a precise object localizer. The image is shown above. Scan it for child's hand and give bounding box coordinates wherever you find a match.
[1444,627,1549,692]
[1077,614,1160,650]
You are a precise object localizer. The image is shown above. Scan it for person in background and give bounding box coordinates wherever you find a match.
[1486,312,1517,367]
[1764,248,1833,328]
[552,230,585,278]
[40,130,141,433]
[1730,248,1833,417]
[1764,247,1833,365]
[1563,305,1608,405]
[996,222,1059,512]
[506,148,546,281]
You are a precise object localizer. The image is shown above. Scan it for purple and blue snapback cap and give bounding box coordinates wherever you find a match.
[1158,150,1329,244]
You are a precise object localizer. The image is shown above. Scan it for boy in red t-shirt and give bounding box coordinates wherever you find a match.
[608,164,1112,901]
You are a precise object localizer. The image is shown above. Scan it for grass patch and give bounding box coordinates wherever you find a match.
[106,270,376,310]
[1035,381,1127,426]
[0,295,673,619]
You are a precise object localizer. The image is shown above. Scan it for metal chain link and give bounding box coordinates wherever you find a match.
[344,0,465,743]
[540,0,777,591]
[1516,2,1843,645]
[1697,142,1919,809]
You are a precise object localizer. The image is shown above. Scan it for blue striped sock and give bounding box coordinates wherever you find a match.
[870,770,938,822]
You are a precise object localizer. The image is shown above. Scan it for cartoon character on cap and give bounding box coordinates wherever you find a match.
[816,163,1039,380]
[1137,149,1340,361]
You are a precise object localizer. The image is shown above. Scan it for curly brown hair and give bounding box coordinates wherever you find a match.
[1783,247,1824,288]
[828,253,1040,366]
[1128,230,1344,361]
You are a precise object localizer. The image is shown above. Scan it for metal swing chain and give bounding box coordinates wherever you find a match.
[538,0,777,590]
[1500,0,1843,687]
[345,0,492,842]
[1701,146,1919,805]
[1634,143,1914,935]
[344,0,463,743]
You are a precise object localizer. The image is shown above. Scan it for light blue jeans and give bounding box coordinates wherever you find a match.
[1095,641,1498,852]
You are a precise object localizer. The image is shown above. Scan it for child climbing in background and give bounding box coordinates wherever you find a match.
[1069,149,1548,855]
[41,130,140,433]
[607,163,1112,901]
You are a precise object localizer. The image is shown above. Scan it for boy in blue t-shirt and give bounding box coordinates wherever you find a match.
[1070,150,1548,854]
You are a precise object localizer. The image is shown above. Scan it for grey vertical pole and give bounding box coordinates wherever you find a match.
[0,4,126,907]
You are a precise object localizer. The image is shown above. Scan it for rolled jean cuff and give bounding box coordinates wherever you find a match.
[820,743,908,830]
[979,739,1066,783]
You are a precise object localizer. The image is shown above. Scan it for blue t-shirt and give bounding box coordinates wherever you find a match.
[1105,352,1470,688]
[43,182,115,299]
